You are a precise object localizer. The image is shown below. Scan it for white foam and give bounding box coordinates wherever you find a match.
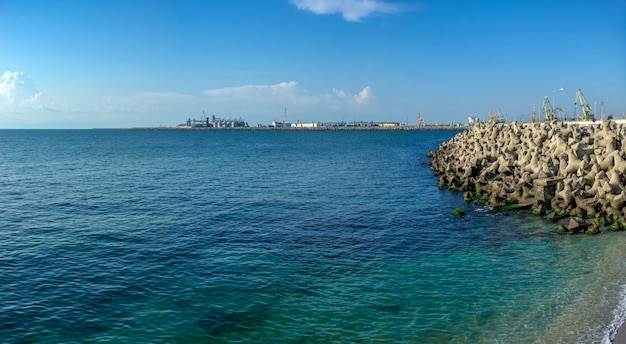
[603,283,626,343]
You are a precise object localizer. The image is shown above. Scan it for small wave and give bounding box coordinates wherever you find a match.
[604,284,626,344]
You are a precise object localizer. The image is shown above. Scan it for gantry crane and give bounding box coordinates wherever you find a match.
[575,89,594,120]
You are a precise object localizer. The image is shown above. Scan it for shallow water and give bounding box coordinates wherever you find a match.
[1,129,625,343]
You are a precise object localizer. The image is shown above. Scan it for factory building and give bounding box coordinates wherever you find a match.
[177,114,248,128]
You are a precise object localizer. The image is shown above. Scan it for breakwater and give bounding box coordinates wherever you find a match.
[428,120,626,233]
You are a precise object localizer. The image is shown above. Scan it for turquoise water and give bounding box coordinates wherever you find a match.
[1,129,626,343]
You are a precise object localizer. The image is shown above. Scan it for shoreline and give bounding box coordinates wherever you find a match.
[130,125,468,131]
[606,268,626,344]
[615,325,626,343]
[613,311,626,344]
[427,120,626,342]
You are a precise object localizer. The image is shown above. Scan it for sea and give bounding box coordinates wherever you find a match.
[1,129,626,343]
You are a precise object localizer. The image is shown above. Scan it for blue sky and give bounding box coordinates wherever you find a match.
[0,0,624,128]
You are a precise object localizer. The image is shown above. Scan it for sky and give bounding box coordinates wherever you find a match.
[0,0,625,128]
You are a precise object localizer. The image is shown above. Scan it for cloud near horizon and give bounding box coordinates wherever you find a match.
[203,81,299,99]
[0,71,42,109]
[291,0,405,22]
[203,81,374,108]
[333,86,373,106]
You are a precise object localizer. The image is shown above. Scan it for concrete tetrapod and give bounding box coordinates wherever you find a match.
[427,120,626,233]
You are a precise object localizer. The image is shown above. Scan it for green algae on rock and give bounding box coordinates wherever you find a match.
[428,120,626,233]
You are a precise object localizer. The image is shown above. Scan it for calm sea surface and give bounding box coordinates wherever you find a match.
[1,129,626,343]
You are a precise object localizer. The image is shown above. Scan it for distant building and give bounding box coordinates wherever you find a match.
[211,115,247,128]
[270,120,292,128]
[293,121,318,128]
[378,122,400,127]
[177,115,248,128]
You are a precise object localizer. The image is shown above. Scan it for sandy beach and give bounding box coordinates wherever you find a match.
[615,325,626,343]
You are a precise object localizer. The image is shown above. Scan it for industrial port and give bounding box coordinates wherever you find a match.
[132,88,623,131]
[133,115,467,131]
[128,109,466,131]
[478,88,623,124]
[134,121,467,131]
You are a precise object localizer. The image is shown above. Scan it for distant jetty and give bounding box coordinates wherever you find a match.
[428,120,626,233]
[131,124,468,131]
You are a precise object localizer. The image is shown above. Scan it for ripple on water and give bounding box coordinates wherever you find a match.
[1,130,625,343]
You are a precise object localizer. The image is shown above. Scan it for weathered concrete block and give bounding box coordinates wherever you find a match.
[533,177,564,208]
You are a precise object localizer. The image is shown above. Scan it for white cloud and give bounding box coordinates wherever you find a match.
[354,86,373,104]
[204,81,299,98]
[291,0,404,22]
[332,86,374,106]
[0,73,377,128]
[333,88,348,98]
[204,81,374,109]
[0,71,41,107]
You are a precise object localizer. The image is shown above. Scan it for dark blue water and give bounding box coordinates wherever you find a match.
[1,129,626,343]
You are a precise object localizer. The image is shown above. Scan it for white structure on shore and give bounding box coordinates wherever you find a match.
[292,121,319,128]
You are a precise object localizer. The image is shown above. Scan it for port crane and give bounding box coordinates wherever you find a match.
[530,104,538,122]
[575,89,594,120]
[487,109,505,123]
[417,113,425,126]
[554,107,568,121]
[542,97,555,121]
